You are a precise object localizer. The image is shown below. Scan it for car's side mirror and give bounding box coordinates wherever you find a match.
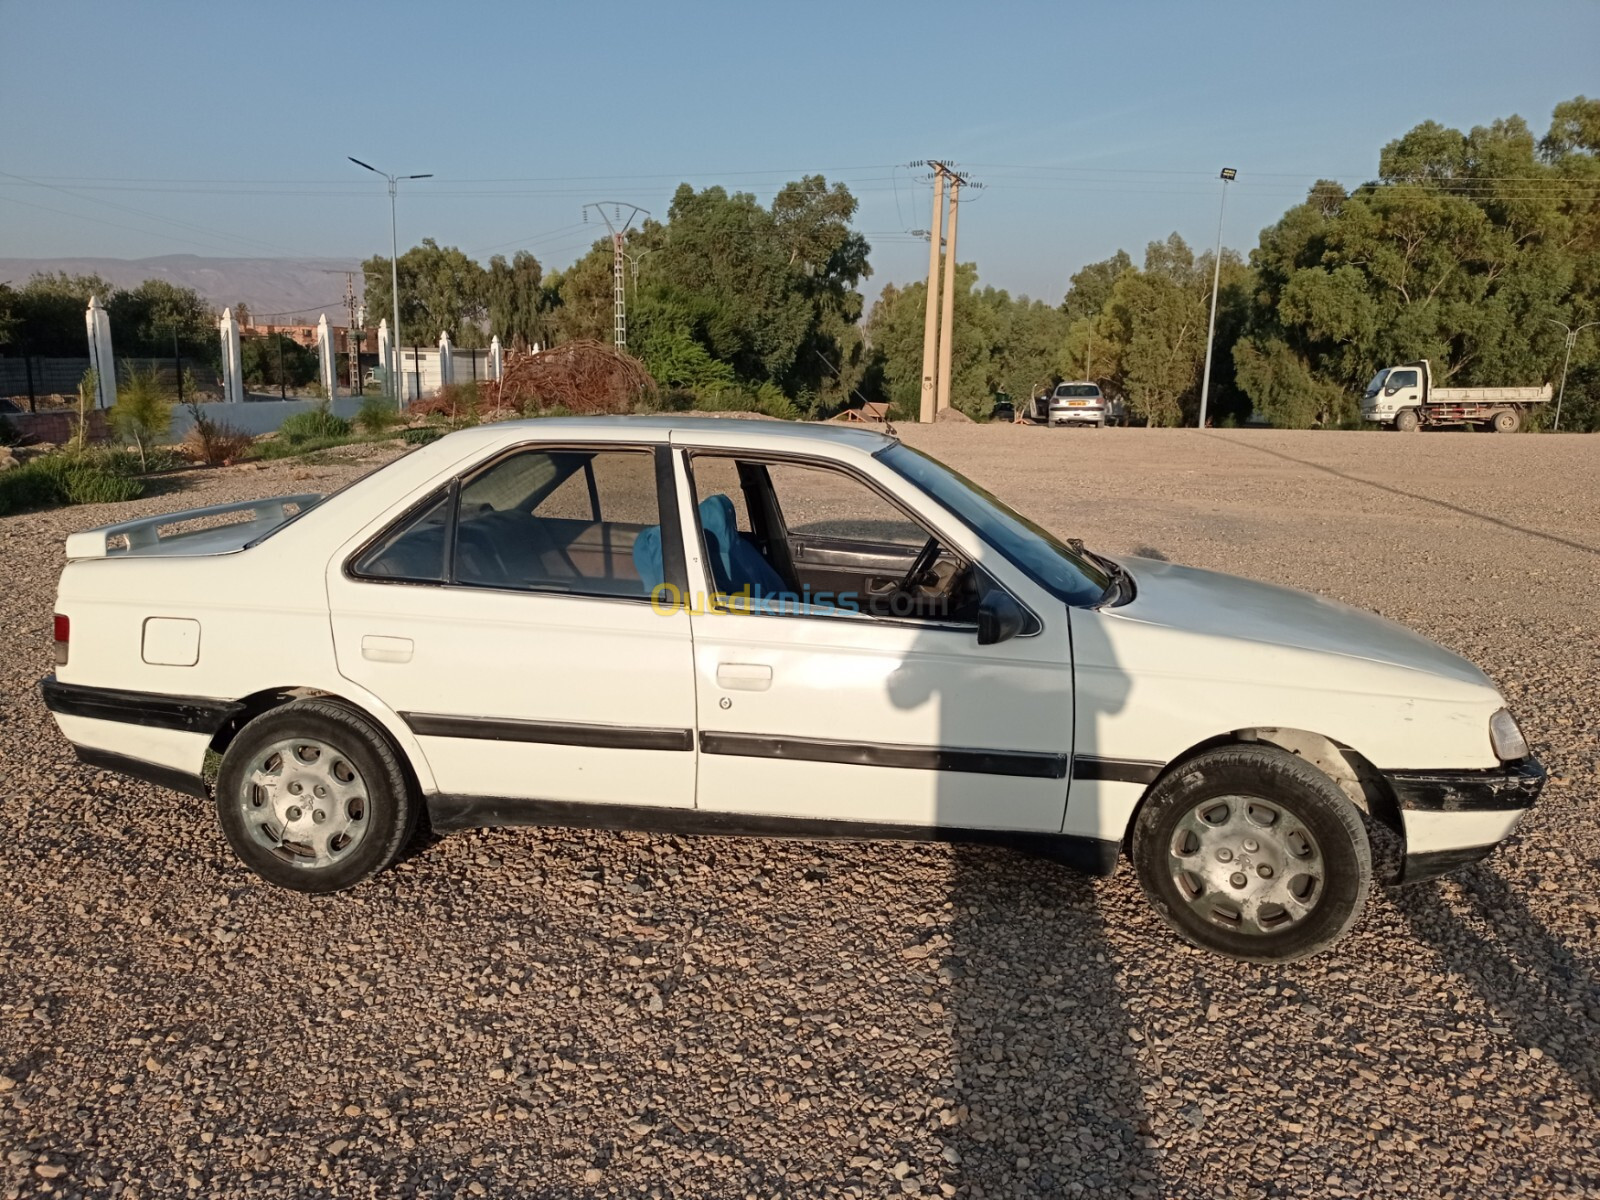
[977,588,1025,646]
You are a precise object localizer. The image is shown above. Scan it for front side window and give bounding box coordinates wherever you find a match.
[1387,369,1419,390]
[878,442,1109,607]
[353,447,664,600]
[687,453,981,624]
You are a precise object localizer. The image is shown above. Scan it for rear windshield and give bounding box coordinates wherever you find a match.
[1054,384,1100,398]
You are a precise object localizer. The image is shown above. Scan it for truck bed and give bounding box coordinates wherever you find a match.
[1430,384,1552,404]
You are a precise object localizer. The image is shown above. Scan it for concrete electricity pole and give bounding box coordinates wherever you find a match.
[935,174,965,418]
[918,165,947,422]
[1197,167,1237,430]
[583,203,649,351]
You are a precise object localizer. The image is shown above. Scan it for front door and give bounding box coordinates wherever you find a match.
[326,442,697,809]
[678,449,1074,833]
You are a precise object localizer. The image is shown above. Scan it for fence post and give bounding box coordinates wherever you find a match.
[24,354,36,412]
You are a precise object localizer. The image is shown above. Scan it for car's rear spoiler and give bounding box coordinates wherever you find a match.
[64,494,324,561]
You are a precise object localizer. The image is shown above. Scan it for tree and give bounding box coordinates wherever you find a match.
[241,334,317,390]
[1234,97,1600,426]
[10,272,116,356]
[109,365,173,469]
[109,279,215,360]
[363,239,489,349]
[485,251,547,349]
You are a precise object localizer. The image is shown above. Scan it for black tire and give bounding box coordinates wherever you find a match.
[1131,745,1371,962]
[1393,409,1419,433]
[1492,409,1520,433]
[215,699,418,893]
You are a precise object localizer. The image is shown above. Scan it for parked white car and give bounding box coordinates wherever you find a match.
[41,417,1542,961]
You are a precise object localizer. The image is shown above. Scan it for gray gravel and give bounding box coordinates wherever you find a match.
[1,427,1597,1198]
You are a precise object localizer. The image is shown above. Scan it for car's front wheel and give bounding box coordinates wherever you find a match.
[1131,745,1371,962]
[215,699,418,893]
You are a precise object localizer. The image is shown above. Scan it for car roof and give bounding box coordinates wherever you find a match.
[431,414,899,455]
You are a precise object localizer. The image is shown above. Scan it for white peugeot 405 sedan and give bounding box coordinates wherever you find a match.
[41,417,1543,961]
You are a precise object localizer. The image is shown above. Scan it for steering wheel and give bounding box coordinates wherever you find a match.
[896,536,943,596]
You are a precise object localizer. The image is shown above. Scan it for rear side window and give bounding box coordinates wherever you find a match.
[351,492,452,582]
[351,447,664,600]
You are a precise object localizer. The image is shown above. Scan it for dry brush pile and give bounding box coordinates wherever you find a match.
[408,341,658,421]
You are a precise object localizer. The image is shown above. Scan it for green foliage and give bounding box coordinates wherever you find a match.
[355,394,402,434]
[241,333,317,389]
[485,250,549,349]
[401,426,443,445]
[278,407,351,444]
[0,413,18,446]
[364,239,496,349]
[109,366,175,470]
[0,450,145,516]
[108,279,216,359]
[8,272,115,356]
[1234,97,1600,423]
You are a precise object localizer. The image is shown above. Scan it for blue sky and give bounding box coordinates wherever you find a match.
[2,0,1597,305]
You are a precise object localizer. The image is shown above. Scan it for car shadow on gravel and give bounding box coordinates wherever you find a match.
[1394,864,1600,1102]
[942,848,1164,1196]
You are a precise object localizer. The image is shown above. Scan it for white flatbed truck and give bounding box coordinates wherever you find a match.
[1362,360,1551,432]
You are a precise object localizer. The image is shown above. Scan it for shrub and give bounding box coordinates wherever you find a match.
[355,394,401,435]
[279,406,351,444]
[401,426,443,446]
[0,413,18,446]
[109,366,174,470]
[182,402,255,465]
[0,451,145,515]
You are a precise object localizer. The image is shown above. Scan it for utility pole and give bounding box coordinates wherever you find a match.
[349,158,432,409]
[918,164,947,422]
[935,173,966,418]
[583,203,649,351]
[1197,167,1237,430]
[1546,318,1597,432]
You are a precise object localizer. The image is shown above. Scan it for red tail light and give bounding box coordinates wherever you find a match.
[53,614,69,666]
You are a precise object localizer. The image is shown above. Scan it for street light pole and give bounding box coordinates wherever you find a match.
[350,157,432,410]
[1545,318,1598,432]
[1197,167,1236,430]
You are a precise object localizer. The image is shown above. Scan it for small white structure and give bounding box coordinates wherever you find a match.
[438,331,455,387]
[84,295,117,409]
[316,313,338,400]
[218,308,244,404]
[489,335,504,381]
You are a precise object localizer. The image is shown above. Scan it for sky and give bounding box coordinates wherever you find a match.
[2,0,1597,306]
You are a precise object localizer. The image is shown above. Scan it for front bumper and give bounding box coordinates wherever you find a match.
[1386,757,1545,883]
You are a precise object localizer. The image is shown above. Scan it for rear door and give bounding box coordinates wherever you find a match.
[326,441,698,810]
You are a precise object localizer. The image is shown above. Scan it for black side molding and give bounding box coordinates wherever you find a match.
[699,730,1068,779]
[41,675,244,736]
[425,793,1122,876]
[1071,756,1162,785]
[73,745,210,801]
[1385,758,1545,813]
[402,712,693,753]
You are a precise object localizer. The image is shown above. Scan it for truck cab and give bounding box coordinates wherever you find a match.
[1362,365,1424,425]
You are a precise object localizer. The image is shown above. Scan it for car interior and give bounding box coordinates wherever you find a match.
[354,449,983,623]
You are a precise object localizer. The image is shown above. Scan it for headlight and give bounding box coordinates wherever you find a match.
[1489,709,1529,761]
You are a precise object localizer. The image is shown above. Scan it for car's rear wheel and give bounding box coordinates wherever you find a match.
[1131,745,1371,962]
[215,699,418,893]
[1492,409,1521,433]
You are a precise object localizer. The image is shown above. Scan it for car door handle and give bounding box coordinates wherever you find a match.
[716,662,772,691]
[361,635,413,664]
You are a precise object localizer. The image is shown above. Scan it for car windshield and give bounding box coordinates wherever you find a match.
[1054,384,1100,398]
[1365,369,1389,396]
[878,443,1111,606]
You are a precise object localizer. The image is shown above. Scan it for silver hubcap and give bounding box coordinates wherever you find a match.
[239,738,369,868]
[1167,795,1324,935]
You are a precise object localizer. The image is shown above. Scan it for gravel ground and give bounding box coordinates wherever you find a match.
[1,426,1596,1198]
